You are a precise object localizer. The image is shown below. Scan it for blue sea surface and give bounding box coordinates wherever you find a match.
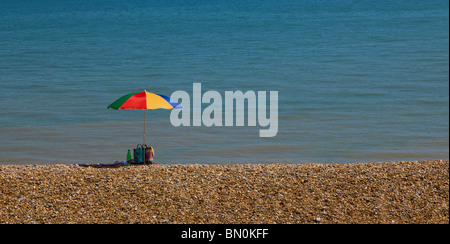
[0,0,448,164]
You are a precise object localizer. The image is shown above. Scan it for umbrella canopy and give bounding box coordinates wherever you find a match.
[107,91,180,110]
[107,90,181,147]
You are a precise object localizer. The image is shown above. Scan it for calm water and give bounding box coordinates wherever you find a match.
[0,0,448,164]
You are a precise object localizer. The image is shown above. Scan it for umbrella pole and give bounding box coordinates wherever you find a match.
[143,109,146,146]
[143,109,146,164]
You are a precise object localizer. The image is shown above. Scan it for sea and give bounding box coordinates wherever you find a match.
[0,0,448,164]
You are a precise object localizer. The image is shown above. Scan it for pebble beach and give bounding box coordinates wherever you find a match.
[0,160,448,224]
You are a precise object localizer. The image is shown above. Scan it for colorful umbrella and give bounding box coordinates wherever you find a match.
[107,90,181,145]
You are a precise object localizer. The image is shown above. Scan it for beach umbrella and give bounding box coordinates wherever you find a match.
[107,90,181,145]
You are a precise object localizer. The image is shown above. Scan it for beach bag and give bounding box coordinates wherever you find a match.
[145,146,155,163]
[134,144,145,163]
